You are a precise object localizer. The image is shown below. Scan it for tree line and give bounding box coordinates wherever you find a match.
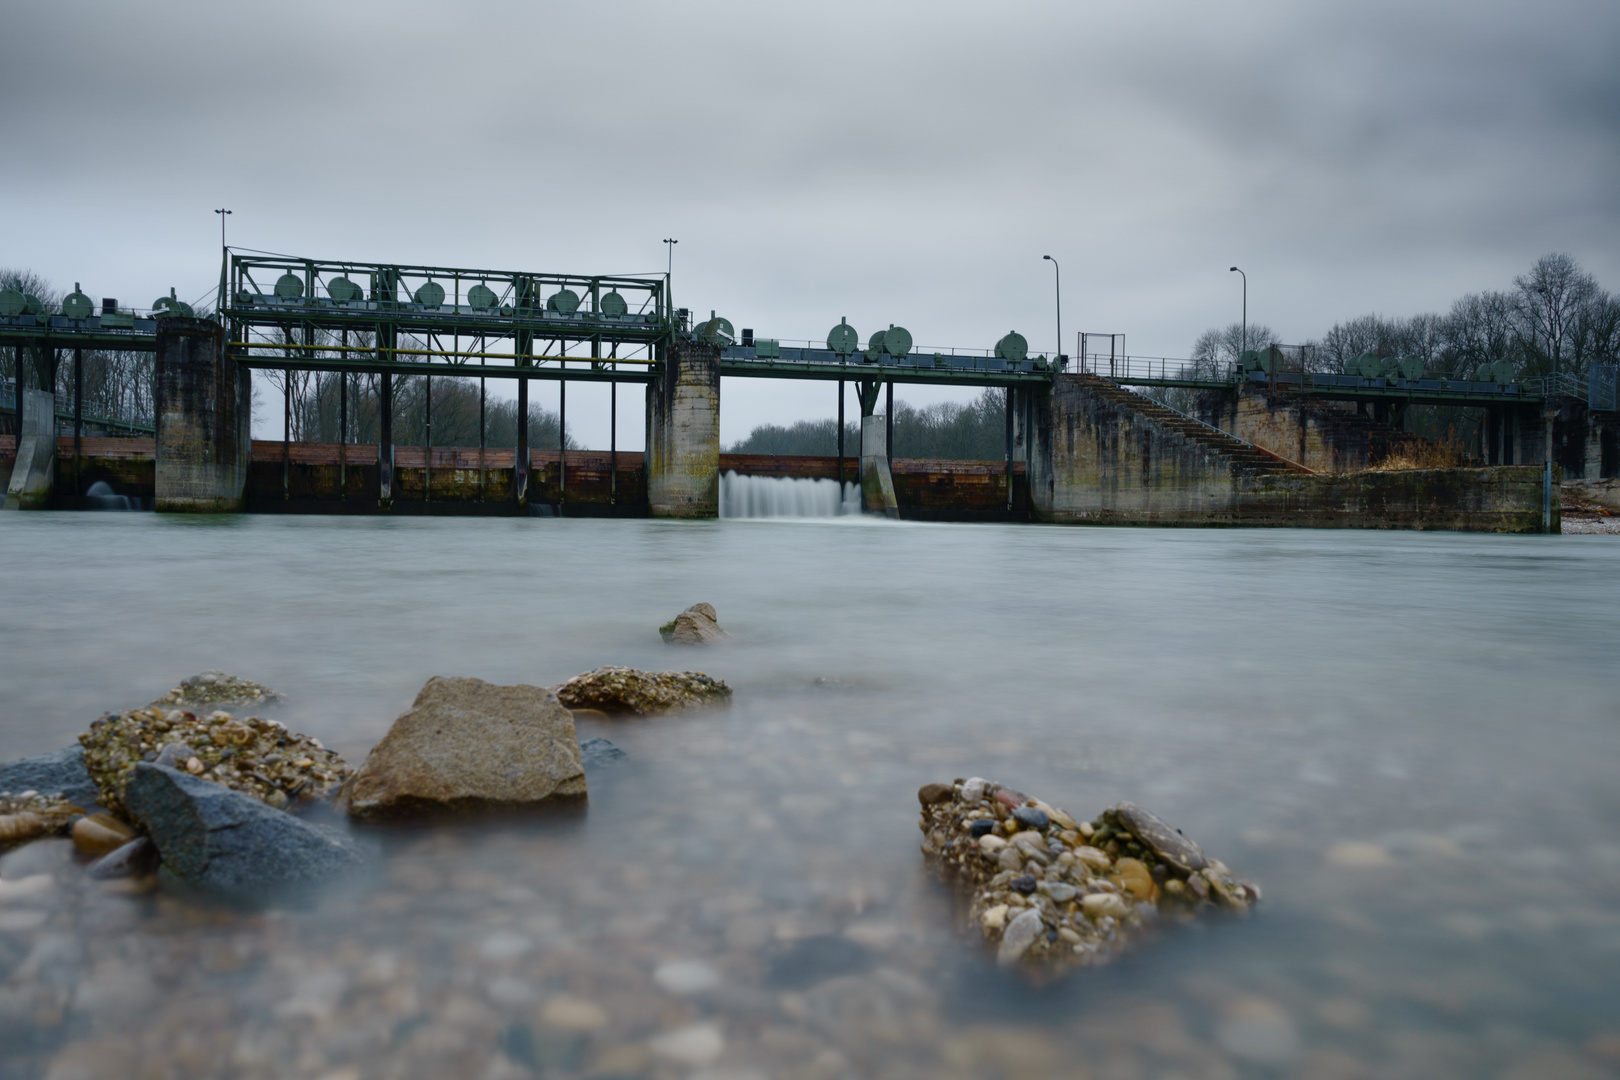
[1191,252,1618,382]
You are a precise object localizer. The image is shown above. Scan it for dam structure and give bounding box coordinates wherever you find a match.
[4,251,1615,532]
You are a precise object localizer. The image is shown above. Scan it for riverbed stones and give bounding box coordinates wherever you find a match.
[124,763,364,896]
[660,602,733,645]
[552,666,732,715]
[918,777,1259,973]
[79,706,351,816]
[70,813,136,856]
[0,793,81,850]
[345,677,586,821]
[151,671,285,709]
[0,746,101,810]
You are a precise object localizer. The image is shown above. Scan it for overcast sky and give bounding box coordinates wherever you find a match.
[4,0,1617,446]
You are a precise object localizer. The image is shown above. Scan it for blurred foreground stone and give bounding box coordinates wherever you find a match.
[126,762,364,895]
[345,676,585,821]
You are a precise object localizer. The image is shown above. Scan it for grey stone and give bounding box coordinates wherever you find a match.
[125,763,365,896]
[660,603,732,645]
[346,676,585,821]
[996,908,1043,966]
[1106,802,1208,874]
[579,738,627,770]
[0,747,101,810]
[88,837,159,879]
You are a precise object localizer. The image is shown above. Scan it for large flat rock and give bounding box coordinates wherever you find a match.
[125,763,365,896]
[346,676,586,821]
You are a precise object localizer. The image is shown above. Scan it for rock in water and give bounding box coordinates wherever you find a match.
[151,671,285,709]
[0,746,102,811]
[659,603,733,645]
[345,677,586,821]
[579,738,627,770]
[79,707,351,817]
[125,763,364,896]
[552,666,731,715]
[918,778,1259,975]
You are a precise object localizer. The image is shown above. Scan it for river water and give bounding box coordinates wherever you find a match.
[1,513,1618,1080]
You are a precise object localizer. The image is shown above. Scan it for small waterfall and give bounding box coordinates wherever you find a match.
[720,472,862,518]
[84,481,140,510]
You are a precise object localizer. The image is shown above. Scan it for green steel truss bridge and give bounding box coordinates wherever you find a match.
[0,251,1597,403]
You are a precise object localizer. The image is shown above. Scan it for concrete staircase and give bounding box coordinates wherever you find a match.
[1080,376,1310,475]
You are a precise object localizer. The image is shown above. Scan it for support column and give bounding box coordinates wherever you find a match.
[378,371,393,509]
[646,339,720,518]
[856,378,898,517]
[515,376,529,508]
[153,316,248,513]
[837,379,845,489]
[3,388,57,510]
[73,347,83,495]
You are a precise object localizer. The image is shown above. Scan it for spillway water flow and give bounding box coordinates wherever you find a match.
[719,470,861,518]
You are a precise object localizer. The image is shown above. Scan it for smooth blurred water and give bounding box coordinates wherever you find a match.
[1,512,1617,1080]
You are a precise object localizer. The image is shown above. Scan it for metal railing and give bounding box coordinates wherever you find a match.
[0,383,155,436]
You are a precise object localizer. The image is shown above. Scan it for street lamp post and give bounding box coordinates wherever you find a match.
[215,208,231,249]
[660,242,680,327]
[1229,266,1246,359]
[1042,255,1061,369]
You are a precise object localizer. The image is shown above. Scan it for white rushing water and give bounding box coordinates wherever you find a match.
[719,470,861,518]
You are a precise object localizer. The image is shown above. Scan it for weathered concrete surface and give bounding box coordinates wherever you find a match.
[859,413,899,517]
[1033,375,1555,531]
[1567,477,1620,512]
[1548,393,1620,482]
[154,317,250,512]
[1197,384,1422,473]
[2,389,57,510]
[647,341,720,518]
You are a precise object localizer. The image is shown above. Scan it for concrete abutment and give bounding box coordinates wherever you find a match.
[154,317,250,513]
[646,341,720,518]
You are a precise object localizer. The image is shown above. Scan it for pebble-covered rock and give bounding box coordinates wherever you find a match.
[660,602,733,645]
[79,706,351,817]
[345,677,586,821]
[552,666,732,715]
[0,746,102,810]
[918,778,1259,972]
[150,671,285,709]
[125,763,365,896]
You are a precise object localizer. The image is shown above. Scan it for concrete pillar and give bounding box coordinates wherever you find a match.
[154,316,249,513]
[860,413,899,517]
[646,340,720,518]
[2,388,57,510]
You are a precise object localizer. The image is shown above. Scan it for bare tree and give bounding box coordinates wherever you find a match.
[1515,252,1600,378]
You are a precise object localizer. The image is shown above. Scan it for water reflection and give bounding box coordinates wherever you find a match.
[0,514,1617,1079]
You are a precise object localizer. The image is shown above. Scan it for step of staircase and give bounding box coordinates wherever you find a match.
[1079,375,1307,476]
